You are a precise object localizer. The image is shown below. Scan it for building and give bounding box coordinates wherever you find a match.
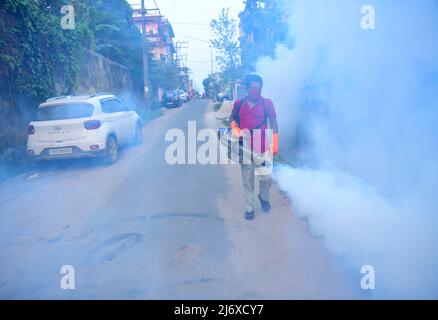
[132,9,176,63]
[131,4,177,106]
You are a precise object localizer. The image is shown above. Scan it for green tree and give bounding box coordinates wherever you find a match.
[210,8,242,82]
[0,0,143,103]
[148,57,179,108]
[89,0,143,82]
[0,0,91,101]
[0,0,145,150]
[239,0,292,73]
[148,59,179,91]
[202,74,221,99]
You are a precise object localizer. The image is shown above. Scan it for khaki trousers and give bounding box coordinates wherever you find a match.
[240,159,272,212]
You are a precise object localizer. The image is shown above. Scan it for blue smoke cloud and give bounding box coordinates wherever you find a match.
[257,0,438,298]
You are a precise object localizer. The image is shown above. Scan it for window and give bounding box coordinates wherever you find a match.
[101,99,126,113]
[36,103,94,121]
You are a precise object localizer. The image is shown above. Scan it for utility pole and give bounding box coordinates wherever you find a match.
[140,0,151,108]
[175,41,189,89]
[175,41,188,68]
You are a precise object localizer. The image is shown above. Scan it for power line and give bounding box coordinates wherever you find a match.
[186,61,211,64]
[152,0,160,12]
[177,32,211,44]
[172,22,210,26]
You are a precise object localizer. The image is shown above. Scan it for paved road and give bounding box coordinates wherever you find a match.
[0,100,363,299]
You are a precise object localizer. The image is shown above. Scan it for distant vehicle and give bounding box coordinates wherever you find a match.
[176,89,189,103]
[27,93,142,165]
[162,91,182,108]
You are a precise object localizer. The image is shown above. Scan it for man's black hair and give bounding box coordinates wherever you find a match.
[245,74,263,88]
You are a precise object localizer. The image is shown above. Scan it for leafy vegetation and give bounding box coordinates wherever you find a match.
[0,0,144,151]
[0,0,143,105]
[148,58,179,91]
[207,1,291,98]
[0,0,87,102]
[210,8,242,82]
[239,0,292,74]
[89,0,143,82]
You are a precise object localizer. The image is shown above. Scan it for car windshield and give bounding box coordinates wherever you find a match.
[36,103,94,121]
[165,92,176,98]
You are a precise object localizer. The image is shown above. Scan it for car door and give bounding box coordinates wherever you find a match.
[100,98,127,143]
[123,105,139,140]
[114,99,136,140]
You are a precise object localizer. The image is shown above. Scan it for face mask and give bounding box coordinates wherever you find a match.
[248,87,262,101]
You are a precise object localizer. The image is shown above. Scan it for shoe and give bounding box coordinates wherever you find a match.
[258,194,271,212]
[245,211,255,220]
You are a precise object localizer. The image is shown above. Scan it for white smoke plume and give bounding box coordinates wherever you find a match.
[258,0,438,298]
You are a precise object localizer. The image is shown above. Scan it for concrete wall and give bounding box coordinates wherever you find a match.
[73,49,144,108]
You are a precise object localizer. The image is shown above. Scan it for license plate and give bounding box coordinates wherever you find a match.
[49,147,73,156]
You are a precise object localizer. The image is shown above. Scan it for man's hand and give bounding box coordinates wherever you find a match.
[271,133,279,156]
[230,120,242,138]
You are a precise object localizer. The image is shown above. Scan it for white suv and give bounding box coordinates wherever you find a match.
[27,93,142,164]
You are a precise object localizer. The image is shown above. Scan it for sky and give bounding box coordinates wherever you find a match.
[127,0,244,90]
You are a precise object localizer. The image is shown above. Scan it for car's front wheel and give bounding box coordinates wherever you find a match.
[105,135,118,165]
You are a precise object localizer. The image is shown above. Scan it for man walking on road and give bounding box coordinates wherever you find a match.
[229,74,279,220]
